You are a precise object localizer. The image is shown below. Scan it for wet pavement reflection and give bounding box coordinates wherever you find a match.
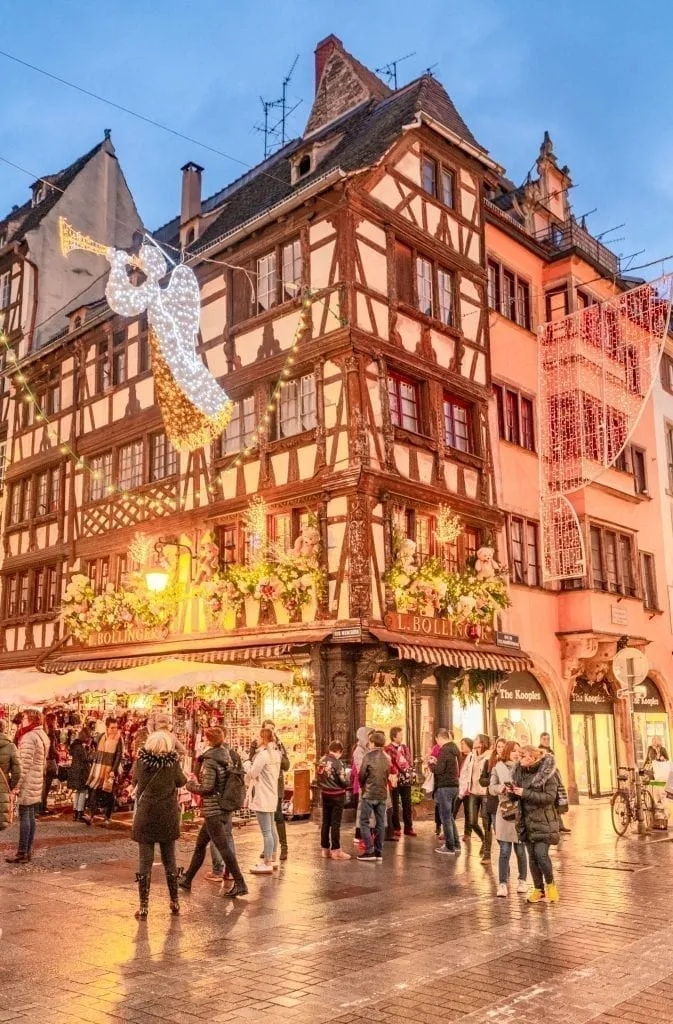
[2,801,673,1023]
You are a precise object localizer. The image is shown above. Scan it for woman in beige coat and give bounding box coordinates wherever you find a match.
[6,710,49,864]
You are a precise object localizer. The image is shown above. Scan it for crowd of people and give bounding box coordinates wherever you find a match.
[0,706,572,917]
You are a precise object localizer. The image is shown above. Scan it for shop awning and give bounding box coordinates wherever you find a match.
[369,627,532,673]
[43,645,296,674]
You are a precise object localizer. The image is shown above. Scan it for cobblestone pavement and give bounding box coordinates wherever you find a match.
[2,802,673,1023]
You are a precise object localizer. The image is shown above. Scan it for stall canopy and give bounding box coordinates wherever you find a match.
[0,659,295,706]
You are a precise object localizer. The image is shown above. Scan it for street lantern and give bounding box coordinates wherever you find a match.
[612,644,650,834]
[145,570,170,593]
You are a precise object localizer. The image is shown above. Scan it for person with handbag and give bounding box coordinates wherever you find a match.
[83,717,123,825]
[489,740,528,897]
[386,728,417,838]
[0,719,21,832]
[511,744,561,904]
[67,727,93,823]
[5,710,49,864]
[178,727,248,897]
[131,730,187,919]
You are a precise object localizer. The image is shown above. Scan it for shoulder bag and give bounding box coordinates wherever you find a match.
[0,765,16,826]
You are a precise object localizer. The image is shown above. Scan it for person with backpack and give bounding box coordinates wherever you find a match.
[317,741,351,860]
[178,727,248,898]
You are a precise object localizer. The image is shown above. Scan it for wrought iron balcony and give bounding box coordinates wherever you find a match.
[537,221,620,276]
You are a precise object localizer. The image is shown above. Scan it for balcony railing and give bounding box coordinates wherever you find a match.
[537,222,620,276]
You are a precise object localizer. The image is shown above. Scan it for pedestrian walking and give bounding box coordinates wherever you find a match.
[356,730,390,862]
[245,727,282,875]
[67,727,93,823]
[351,726,371,846]
[511,744,560,903]
[489,740,528,897]
[0,719,21,831]
[386,728,417,837]
[40,712,59,817]
[83,717,123,825]
[317,741,351,860]
[469,734,493,862]
[456,737,475,840]
[431,728,461,855]
[6,710,49,864]
[178,727,248,897]
[131,730,187,919]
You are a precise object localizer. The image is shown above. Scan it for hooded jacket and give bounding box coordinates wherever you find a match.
[131,749,187,844]
[244,744,282,812]
[186,744,235,819]
[512,753,560,845]
[433,740,460,789]
[352,727,370,795]
[16,727,49,807]
[0,733,21,829]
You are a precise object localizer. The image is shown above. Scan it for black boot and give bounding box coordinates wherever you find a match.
[223,881,249,898]
[177,868,192,892]
[135,873,150,920]
[276,817,288,860]
[166,872,180,914]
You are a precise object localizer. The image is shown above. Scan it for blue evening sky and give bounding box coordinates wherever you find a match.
[0,0,670,273]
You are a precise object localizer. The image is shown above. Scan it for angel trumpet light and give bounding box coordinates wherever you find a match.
[59,216,142,268]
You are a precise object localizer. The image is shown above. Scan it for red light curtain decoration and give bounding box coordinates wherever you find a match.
[538,277,673,580]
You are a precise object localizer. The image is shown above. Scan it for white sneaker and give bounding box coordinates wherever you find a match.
[517,879,529,893]
[496,883,508,897]
[249,863,273,875]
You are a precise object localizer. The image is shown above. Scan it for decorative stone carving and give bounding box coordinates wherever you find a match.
[348,493,371,617]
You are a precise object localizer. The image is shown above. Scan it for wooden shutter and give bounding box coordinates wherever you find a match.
[395,242,414,305]
[232,266,252,324]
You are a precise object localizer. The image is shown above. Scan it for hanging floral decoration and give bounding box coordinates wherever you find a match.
[383,518,509,624]
[435,505,463,545]
[453,668,508,709]
[195,504,326,628]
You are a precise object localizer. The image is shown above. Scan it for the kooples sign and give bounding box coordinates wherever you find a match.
[86,626,169,647]
[570,681,614,714]
[496,673,549,710]
[384,612,494,643]
[633,679,665,712]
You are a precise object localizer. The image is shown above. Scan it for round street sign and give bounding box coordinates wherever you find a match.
[612,647,649,687]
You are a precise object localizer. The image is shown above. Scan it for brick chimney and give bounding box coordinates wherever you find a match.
[314,34,341,94]
[180,162,204,227]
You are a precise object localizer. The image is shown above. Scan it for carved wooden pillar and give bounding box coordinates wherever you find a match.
[347,493,371,618]
[434,667,454,730]
[317,491,330,619]
[255,381,270,488]
[376,356,395,472]
[344,354,369,468]
[381,491,395,613]
[310,644,328,757]
[315,359,327,470]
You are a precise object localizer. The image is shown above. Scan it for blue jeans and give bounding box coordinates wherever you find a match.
[498,840,528,885]
[256,810,278,861]
[74,790,88,813]
[359,798,386,855]
[19,803,38,855]
[526,841,554,890]
[435,787,459,851]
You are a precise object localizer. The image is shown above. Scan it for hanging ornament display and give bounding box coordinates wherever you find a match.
[59,217,232,451]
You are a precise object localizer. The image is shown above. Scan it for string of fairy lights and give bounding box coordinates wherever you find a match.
[0,288,345,508]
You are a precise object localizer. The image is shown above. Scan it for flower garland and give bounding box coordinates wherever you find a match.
[62,567,181,642]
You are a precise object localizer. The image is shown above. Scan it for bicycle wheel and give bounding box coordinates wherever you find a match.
[611,791,630,836]
[640,789,656,831]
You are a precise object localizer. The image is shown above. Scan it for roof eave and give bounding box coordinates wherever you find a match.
[416,112,503,175]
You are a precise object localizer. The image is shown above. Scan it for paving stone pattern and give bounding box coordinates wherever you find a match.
[1,802,672,1023]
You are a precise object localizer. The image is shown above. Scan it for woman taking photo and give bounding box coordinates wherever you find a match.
[131,730,187,919]
[489,740,528,897]
[511,744,560,903]
[244,727,282,875]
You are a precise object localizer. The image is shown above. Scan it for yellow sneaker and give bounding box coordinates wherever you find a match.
[526,887,545,904]
[547,882,560,903]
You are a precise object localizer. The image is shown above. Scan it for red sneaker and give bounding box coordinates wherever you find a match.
[404,829,417,837]
[393,829,402,838]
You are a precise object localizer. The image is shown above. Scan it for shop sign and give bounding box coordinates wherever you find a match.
[495,672,548,709]
[496,631,521,649]
[384,611,495,643]
[86,626,169,647]
[633,678,665,712]
[333,626,362,642]
[570,680,614,713]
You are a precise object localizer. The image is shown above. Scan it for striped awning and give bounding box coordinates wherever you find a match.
[43,645,293,674]
[394,643,531,673]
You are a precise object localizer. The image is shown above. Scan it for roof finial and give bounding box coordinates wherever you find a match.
[104,128,111,141]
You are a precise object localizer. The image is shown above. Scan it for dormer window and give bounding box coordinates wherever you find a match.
[31,182,49,207]
[298,154,311,177]
[291,151,313,185]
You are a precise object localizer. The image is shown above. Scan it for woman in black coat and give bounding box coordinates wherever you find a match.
[131,730,187,919]
[511,745,560,905]
[67,728,93,823]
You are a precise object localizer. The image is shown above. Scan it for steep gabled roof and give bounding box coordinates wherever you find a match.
[1,139,108,243]
[187,74,491,255]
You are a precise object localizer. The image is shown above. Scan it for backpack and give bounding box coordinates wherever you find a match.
[218,748,246,812]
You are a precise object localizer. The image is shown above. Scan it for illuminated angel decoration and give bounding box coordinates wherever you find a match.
[105,242,232,451]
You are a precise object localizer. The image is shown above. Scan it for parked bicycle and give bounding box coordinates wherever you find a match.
[610,765,655,836]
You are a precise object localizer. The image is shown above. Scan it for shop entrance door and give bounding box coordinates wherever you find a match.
[571,712,617,797]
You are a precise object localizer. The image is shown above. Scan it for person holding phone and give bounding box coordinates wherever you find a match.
[511,745,560,903]
[489,741,527,897]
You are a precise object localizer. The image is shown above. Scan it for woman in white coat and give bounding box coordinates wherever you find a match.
[489,740,528,897]
[244,727,282,875]
[6,710,49,864]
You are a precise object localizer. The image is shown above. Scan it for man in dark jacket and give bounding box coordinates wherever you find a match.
[431,728,461,855]
[0,720,21,831]
[179,727,248,898]
[357,730,390,862]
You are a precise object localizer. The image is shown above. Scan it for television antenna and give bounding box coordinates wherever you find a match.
[254,55,302,159]
[375,51,416,90]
